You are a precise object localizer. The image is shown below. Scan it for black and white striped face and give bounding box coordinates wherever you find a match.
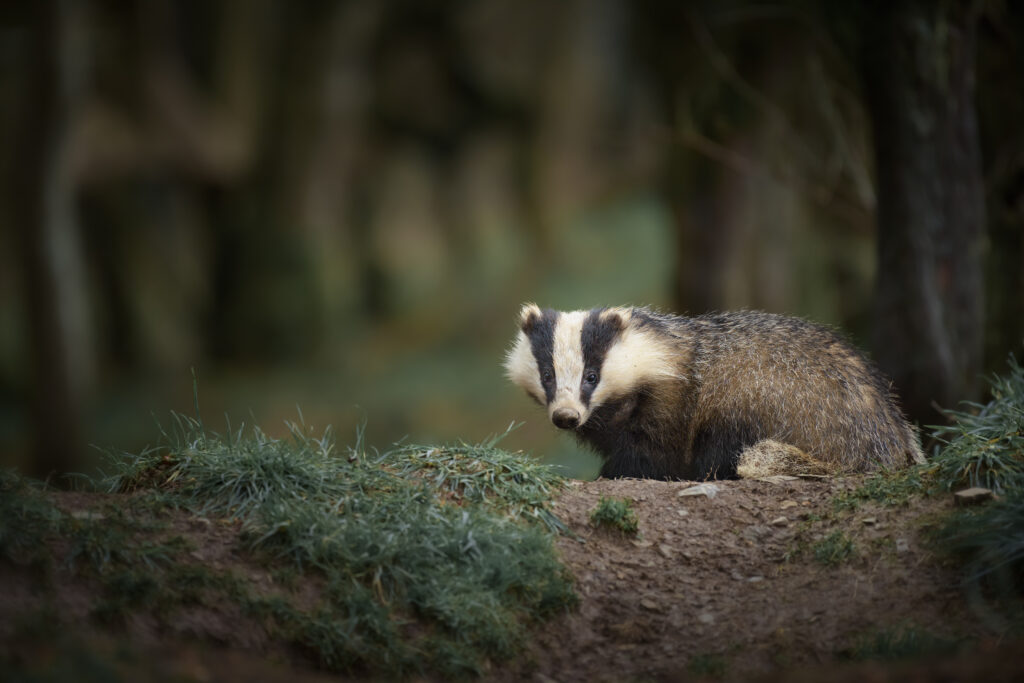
[505,304,672,430]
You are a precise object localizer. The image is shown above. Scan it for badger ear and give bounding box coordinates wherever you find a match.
[599,307,630,332]
[518,303,543,333]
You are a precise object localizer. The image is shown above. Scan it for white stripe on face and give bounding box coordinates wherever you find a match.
[550,310,588,418]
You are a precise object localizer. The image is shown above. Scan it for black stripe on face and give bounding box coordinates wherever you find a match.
[580,308,625,406]
[523,308,559,403]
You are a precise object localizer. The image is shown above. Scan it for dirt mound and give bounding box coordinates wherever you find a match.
[3,475,1021,682]
[501,476,1009,682]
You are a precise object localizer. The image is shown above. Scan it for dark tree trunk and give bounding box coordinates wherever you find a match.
[16,0,93,479]
[863,0,987,424]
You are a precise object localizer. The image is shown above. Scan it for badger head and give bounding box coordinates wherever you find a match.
[504,303,679,431]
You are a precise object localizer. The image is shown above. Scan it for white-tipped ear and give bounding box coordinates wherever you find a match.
[598,306,632,330]
[518,303,543,332]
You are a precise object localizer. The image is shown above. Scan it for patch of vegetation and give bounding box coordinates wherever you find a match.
[1,400,576,679]
[812,530,855,566]
[589,496,639,535]
[687,652,728,678]
[832,467,926,511]
[0,469,63,567]
[928,355,1024,494]
[843,624,959,662]
[101,412,576,677]
[384,431,568,531]
[926,355,1024,629]
[932,489,1024,630]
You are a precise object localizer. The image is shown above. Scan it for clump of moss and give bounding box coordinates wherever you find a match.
[590,496,639,535]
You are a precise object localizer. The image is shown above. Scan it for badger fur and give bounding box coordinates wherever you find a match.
[504,304,925,480]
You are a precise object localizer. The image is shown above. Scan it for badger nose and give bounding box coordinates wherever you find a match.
[551,408,581,430]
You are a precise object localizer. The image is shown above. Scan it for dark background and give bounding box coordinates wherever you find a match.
[2,0,1021,480]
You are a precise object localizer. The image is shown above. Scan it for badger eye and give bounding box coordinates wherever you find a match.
[585,371,598,384]
[541,369,553,383]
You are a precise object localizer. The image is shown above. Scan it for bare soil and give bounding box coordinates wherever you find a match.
[3,476,1023,682]
[502,476,1020,681]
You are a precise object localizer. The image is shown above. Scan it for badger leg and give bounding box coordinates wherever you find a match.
[597,440,672,480]
[735,439,834,479]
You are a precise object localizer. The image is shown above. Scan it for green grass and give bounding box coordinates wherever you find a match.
[926,355,1024,629]
[931,488,1024,630]
[928,355,1024,494]
[2,410,577,679]
[589,496,639,535]
[844,624,959,661]
[687,652,728,678]
[812,530,856,566]
[0,468,63,566]
[832,466,926,511]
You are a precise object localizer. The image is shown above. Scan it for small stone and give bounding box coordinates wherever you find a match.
[747,575,765,583]
[631,539,653,548]
[676,508,690,517]
[895,538,910,554]
[640,598,659,611]
[780,500,799,510]
[698,612,715,624]
[954,487,993,506]
[862,517,877,525]
[770,516,789,527]
[678,483,720,499]
[658,544,675,559]
[730,571,744,581]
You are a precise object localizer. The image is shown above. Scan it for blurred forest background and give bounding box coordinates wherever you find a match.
[1,0,1021,480]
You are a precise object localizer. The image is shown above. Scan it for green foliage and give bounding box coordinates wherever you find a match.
[844,624,959,662]
[924,356,1024,628]
[589,497,639,535]
[0,469,62,565]
[928,355,1024,493]
[687,652,728,678]
[932,488,1024,629]
[101,414,576,677]
[812,530,855,566]
[832,467,926,511]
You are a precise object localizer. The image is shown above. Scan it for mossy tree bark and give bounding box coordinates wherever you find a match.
[863,0,987,424]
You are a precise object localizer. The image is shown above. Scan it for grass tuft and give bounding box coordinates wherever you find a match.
[589,497,639,535]
[0,469,63,566]
[928,355,1024,494]
[844,624,959,661]
[924,354,1024,628]
[687,652,728,678]
[99,413,576,676]
[812,530,855,566]
[833,467,925,511]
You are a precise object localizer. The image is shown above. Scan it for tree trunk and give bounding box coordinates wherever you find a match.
[864,0,987,424]
[17,0,93,479]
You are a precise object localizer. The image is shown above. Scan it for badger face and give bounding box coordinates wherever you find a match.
[504,303,678,431]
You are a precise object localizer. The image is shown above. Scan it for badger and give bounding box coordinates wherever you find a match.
[504,304,925,480]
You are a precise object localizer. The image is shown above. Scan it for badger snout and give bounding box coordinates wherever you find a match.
[551,407,581,430]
